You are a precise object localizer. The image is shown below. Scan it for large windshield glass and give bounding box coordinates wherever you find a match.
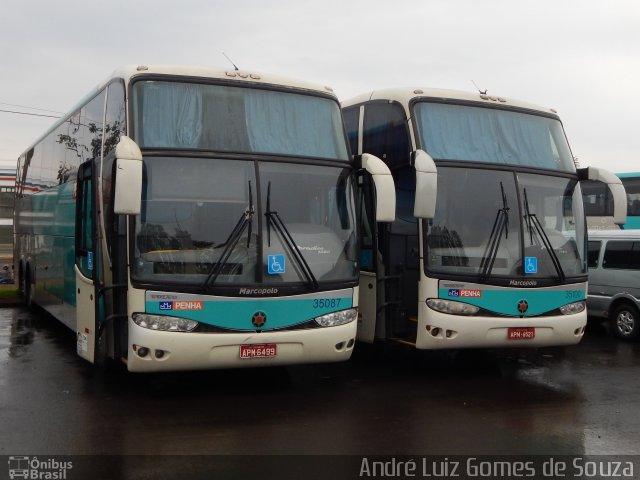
[414,102,575,172]
[425,166,586,279]
[518,173,586,278]
[132,80,349,161]
[426,168,522,276]
[259,162,357,285]
[131,157,357,287]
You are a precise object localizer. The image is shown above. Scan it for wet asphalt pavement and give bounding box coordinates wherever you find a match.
[1,305,639,477]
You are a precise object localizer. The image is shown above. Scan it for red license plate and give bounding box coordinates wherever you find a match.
[239,344,277,359]
[507,327,536,340]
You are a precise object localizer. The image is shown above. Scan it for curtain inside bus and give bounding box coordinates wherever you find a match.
[414,103,575,171]
[133,81,348,160]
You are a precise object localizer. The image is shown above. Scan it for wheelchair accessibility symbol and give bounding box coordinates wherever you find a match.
[268,254,286,275]
[524,256,538,274]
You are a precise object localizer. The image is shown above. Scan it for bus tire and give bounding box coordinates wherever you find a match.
[610,303,640,341]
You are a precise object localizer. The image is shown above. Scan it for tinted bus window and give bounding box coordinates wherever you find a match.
[581,180,614,216]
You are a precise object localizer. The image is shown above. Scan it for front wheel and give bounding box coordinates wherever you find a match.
[610,303,640,341]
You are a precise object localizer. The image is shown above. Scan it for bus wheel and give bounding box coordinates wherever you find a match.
[611,303,640,341]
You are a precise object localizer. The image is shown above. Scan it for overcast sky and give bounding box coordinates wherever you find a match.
[1,0,639,172]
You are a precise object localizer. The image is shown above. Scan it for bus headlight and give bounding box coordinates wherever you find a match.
[132,313,199,332]
[427,299,480,316]
[314,308,358,327]
[560,301,585,315]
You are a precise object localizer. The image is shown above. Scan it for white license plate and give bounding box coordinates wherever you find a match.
[239,344,278,359]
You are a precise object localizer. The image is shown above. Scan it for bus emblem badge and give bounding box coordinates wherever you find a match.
[252,311,267,328]
[517,300,529,314]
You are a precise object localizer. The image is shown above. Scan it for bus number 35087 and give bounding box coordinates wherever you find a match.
[313,299,342,309]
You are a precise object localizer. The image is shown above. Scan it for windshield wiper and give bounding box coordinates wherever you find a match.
[201,181,254,290]
[523,188,565,281]
[479,182,510,280]
[265,182,319,289]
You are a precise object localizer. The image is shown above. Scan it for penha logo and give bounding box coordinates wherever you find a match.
[173,301,203,311]
[159,301,173,310]
[8,456,73,479]
[448,289,482,298]
[251,311,267,328]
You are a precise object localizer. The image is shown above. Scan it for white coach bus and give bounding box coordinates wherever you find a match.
[14,65,395,371]
[343,88,625,350]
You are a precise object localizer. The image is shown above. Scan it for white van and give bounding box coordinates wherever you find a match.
[587,229,640,340]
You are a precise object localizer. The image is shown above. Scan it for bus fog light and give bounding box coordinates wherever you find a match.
[133,313,198,332]
[314,308,358,327]
[137,347,149,358]
[427,299,480,316]
[560,301,585,315]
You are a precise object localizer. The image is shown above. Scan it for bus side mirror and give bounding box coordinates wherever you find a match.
[412,149,437,219]
[113,136,143,215]
[577,166,626,225]
[360,154,396,222]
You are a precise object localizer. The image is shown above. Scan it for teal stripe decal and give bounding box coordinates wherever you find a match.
[145,291,353,331]
[438,287,585,316]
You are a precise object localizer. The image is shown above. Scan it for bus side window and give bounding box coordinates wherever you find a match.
[343,107,360,156]
[362,102,410,168]
[362,102,412,219]
[75,162,94,279]
[358,173,376,272]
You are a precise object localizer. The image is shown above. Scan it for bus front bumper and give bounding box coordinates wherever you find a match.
[126,321,357,372]
[415,307,586,349]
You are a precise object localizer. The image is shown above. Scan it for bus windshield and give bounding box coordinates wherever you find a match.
[132,158,357,287]
[132,80,349,161]
[414,102,575,172]
[425,166,586,279]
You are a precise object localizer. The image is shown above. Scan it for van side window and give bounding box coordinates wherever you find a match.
[587,241,601,268]
[603,240,640,269]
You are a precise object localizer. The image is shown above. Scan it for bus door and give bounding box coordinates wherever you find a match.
[75,161,100,363]
[358,169,419,344]
[384,165,420,342]
[357,172,384,342]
